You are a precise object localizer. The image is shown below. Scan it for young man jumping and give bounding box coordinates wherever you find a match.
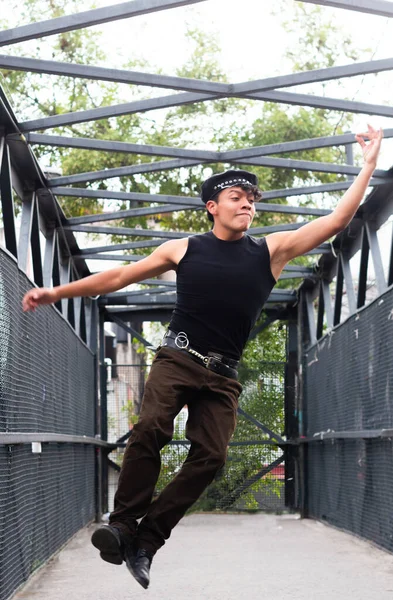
[23,125,383,589]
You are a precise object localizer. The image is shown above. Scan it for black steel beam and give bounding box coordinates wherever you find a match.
[49,154,387,186]
[297,0,393,17]
[221,455,285,509]
[19,56,393,132]
[43,231,56,288]
[100,292,177,305]
[83,253,142,261]
[223,129,393,161]
[20,93,213,132]
[111,286,172,297]
[99,289,298,305]
[78,240,163,254]
[52,178,389,205]
[107,307,173,322]
[321,280,334,329]
[240,156,386,178]
[66,222,307,238]
[0,55,227,95]
[263,178,388,201]
[77,239,317,256]
[79,252,317,276]
[85,244,330,257]
[333,258,344,326]
[316,281,324,339]
[48,157,200,186]
[30,197,44,287]
[65,204,198,224]
[0,138,18,258]
[66,203,331,226]
[24,132,218,161]
[233,57,393,95]
[18,191,35,273]
[19,89,393,133]
[365,221,387,294]
[357,225,370,308]
[19,91,393,137]
[66,224,186,238]
[253,89,393,118]
[0,0,207,46]
[106,305,288,321]
[52,186,332,217]
[140,278,176,287]
[389,222,393,287]
[108,312,154,347]
[6,51,393,101]
[0,91,91,281]
[25,129,393,163]
[52,186,201,206]
[80,239,331,261]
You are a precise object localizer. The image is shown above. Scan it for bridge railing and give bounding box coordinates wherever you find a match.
[300,281,393,552]
[0,246,103,600]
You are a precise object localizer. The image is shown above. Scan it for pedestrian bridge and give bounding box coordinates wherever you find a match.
[13,514,393,600]
[2,1,393,600]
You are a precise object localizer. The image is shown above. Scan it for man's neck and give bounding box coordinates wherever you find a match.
[211,224,245,241]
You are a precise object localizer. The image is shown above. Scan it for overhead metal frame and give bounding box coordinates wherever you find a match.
[0,88,97,348]
[0,0,393,333]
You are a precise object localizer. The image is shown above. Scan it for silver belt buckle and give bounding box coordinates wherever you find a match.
[175,331,189,349]
[205,356,214,369]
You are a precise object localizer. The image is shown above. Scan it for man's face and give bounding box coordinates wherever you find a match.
[207,186,256,231]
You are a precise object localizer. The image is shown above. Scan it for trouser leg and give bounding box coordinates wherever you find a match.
[109,350,189,535]
[137,369,242,554]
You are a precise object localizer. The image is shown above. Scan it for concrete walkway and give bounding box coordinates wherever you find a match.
[14,514,393,600]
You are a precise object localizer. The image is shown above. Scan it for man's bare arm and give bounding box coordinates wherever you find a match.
[266,125,383,268]
[22,238,188,312]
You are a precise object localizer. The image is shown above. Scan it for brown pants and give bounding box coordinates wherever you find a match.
[109,346,242,554]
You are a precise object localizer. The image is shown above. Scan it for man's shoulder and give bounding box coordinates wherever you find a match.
[245,234,266,249]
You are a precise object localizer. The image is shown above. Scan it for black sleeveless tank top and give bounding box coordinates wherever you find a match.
[169,231,277,360]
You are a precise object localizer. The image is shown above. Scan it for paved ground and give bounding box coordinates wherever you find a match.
[13,513,393,600]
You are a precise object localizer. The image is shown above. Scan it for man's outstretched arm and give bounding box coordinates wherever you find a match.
[266,125,384,266]
[22,238,187,312]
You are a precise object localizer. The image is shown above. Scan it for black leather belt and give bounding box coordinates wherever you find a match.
[158,330,239,380]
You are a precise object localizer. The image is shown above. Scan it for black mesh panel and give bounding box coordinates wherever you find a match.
[304,285,393,551]
[0,249,96,600]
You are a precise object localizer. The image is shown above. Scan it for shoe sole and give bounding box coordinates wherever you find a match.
[91,527,123,565]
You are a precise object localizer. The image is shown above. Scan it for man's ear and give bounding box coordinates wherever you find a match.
[206,199,217,218]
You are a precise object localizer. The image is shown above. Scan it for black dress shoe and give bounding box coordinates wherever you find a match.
[127,548,153,589]
[91,525,126,565]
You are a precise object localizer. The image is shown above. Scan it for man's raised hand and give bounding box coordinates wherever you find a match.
[355,124,383,167]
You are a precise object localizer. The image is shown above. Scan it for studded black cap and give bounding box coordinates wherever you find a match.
[200,169,258,204]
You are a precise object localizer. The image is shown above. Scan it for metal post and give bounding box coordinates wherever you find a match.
[345,134,355,182]
[298,290,309,518]
[0,137,18,259]
[89,300,100,521]
[284,312,298,510]
[93,350,101,523]
[99,308,108,515]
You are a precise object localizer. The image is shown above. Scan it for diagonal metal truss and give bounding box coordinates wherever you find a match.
[1,0,393,343]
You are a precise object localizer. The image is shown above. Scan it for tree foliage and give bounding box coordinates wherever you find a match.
[1,2,367,509]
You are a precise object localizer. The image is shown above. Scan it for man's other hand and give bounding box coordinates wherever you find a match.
[22,288,58,312]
